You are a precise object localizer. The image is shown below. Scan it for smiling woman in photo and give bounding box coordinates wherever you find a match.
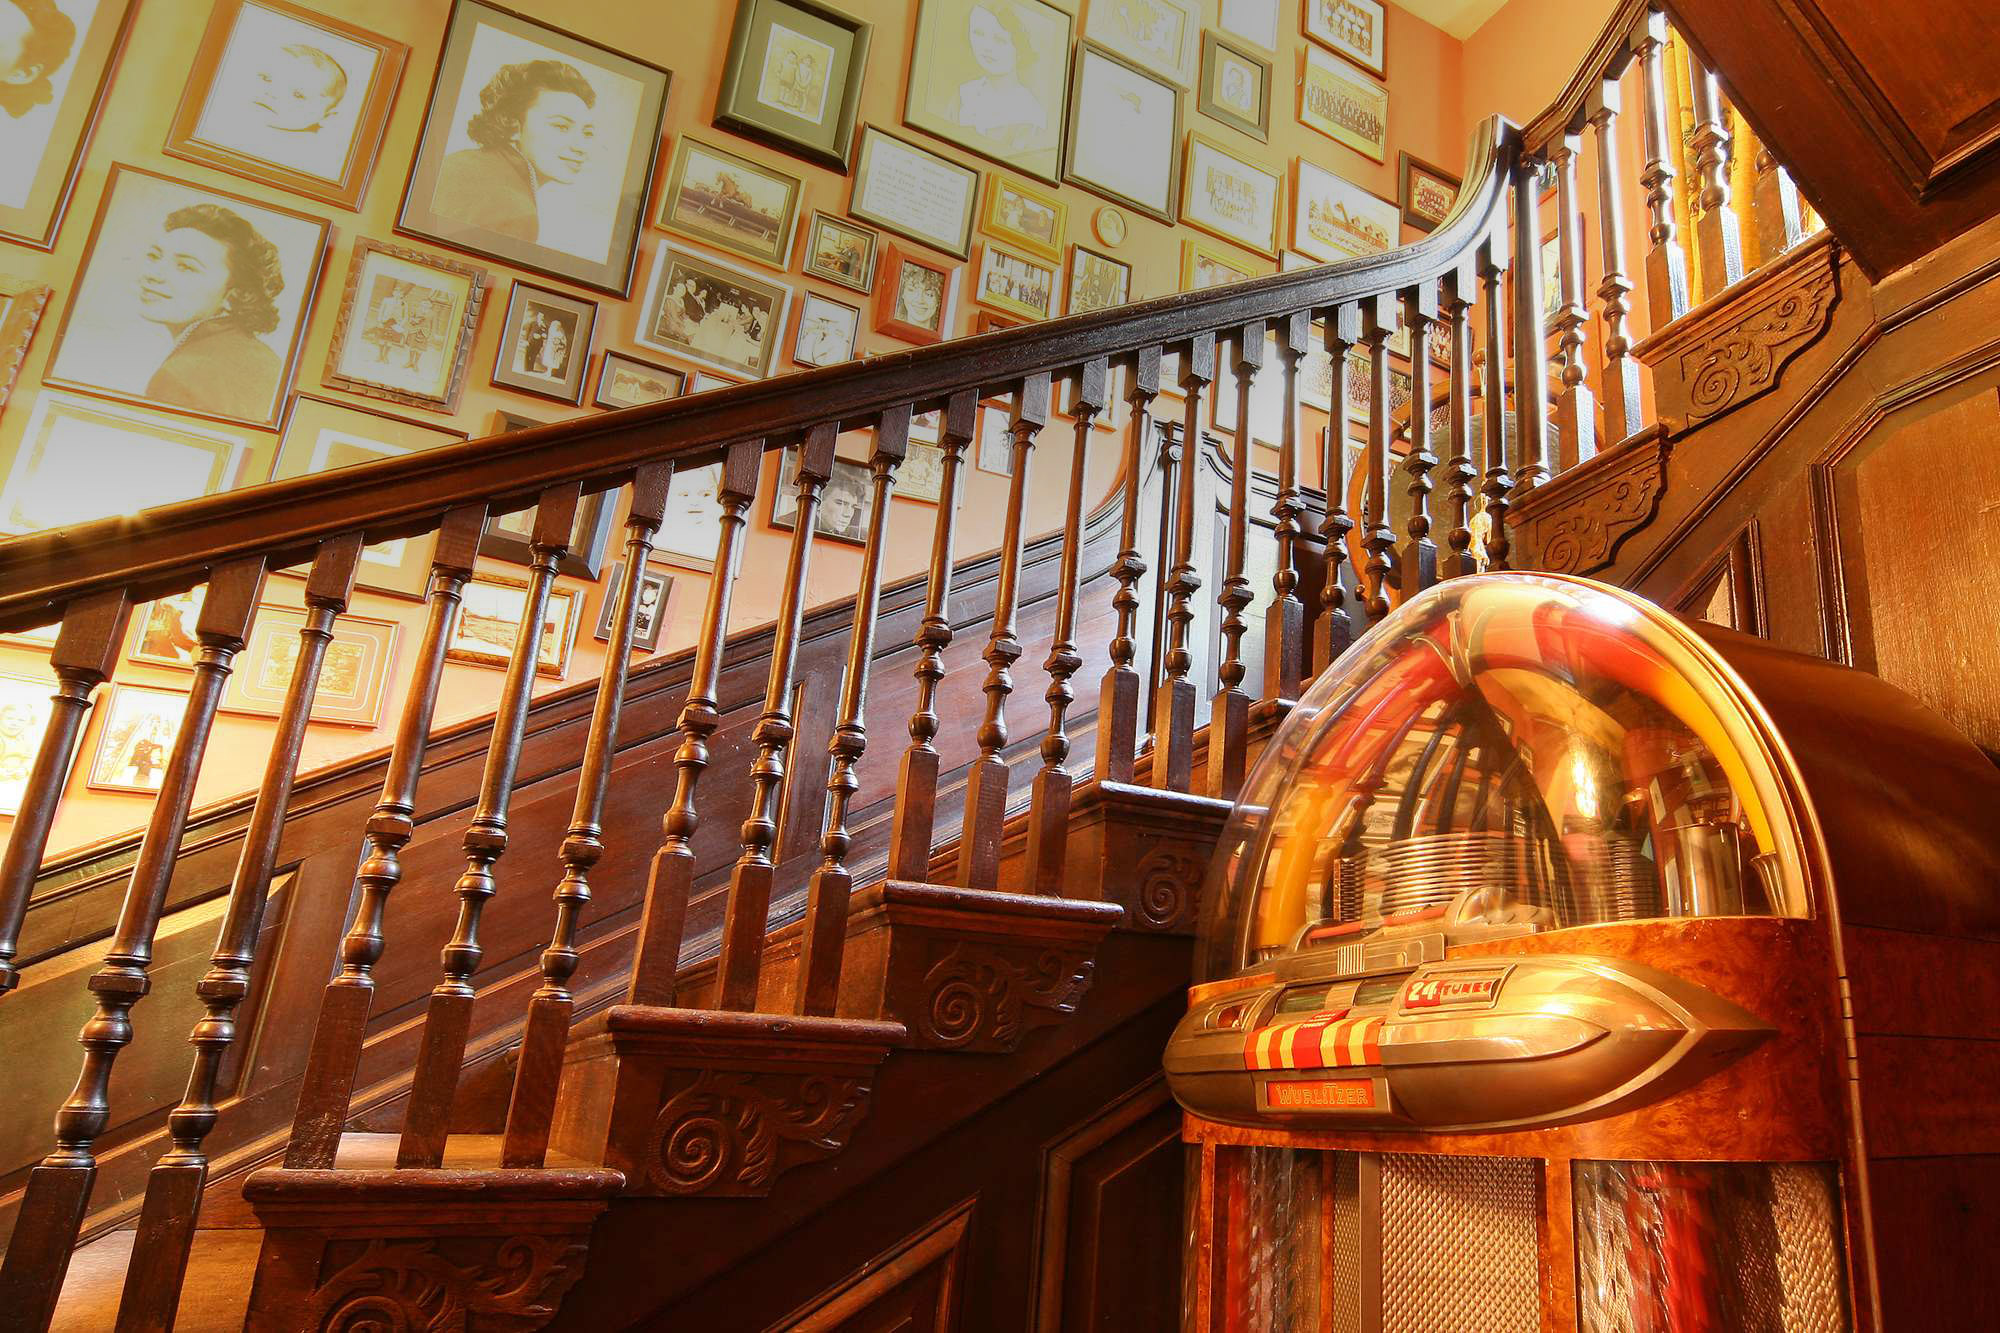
[0,0,74,118]
[135,200,285,420]
[432,57,597,243]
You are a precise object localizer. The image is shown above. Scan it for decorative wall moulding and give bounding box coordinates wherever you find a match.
[1508,424,1673,576]
[1062,780,1234,934]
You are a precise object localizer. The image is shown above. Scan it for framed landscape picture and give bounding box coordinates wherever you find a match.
[1181,133,1281,258]
[324,239,487,413]
[658,136,801,269]
[1063,43,1182,225]
[792,290,860,367]
[1300,44,1387,162]
[801,211,879,292]
[492,280,596,404]
[972,242,1057,321]
[1399,151,1460,233]
[1,393,246,536]
[770,448,873,546]
[1293,159,1397,263]
[636,243,792,380]
[0,0,135,249]
[446,572,579,678]
[221,605,398,727]
[1081,0,1196,87]
[714,0,871,172]
[849,126,978,260]
[166,0,408,210]
[593,561,671,652]
[1304,0,1387,80]
[398,0,672,296]
[1067,244,1130,314]
[1198,33,1270,142]
[872,244,956,345]
[904,0,1072,183]
[979,173,1065,262]
[88,683,187,794]
[593,350,685,408]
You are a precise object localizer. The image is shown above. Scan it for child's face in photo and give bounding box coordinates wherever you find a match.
[251,46,342,132]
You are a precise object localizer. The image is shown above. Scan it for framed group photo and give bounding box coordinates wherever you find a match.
[971,242,1056,321]
[492,280,596,404]
[0,0,136,249]
[636,243,792,380]
[1300,44,1388,162]
[1399,151,1460,233]
[979,173,1065,262]
[1064,43,1182,225]
[904,0,1072,183]
[849,126,978,260]
[658,136,802,270]
[714,0,871,172]
[1304,0,1387,80]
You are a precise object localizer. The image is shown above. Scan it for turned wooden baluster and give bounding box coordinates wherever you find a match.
[0,590,130,994]
[1549,130,1598,469]
[502,466,670,1166]
[959,372,1050,889]
[1439,262,1482,581]
[1210,323,1261,801]
[1479,229,1517,570]
[1143,417,1182,722]
[1752,148,1810,268]
[1399,284,1440,599]
[1635,8,1693,325]
[0,559,264,1333]
[716,426,835,1010]
[1095,347,1160,784]
[1314,305,1362,671]
[1588,80,1646,445]
[888,390,976,881]
[1512,165,1552,490]
[1152,335,1213,793]
[1359,294,1398,624]
[627,441,759,1006]
[398,484,579,1167]
[1263,313,1310,704]
[797,408,908,1015]
[119,538,361,1329]
[284,506,486,1168]
[1024,360,1105,891]
[1688,55,1744,299]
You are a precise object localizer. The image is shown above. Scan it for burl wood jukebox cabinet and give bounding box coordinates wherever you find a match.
[1167,574,2000,1333]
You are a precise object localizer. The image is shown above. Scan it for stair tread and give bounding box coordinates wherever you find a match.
[50,1228,260,1333]
[330,1130,595,1172]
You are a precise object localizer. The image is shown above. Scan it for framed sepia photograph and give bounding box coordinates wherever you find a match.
[1300,44,1387,162]
[636,243,792,380]
[979,172,1065,262]
[593,561,671,652]
[593,349,685,408]
[769,447,873,546]
[898,439,945,503]
[1,392,247,536]
[972,241,1056,321]
[129,586,206,669]
[447,572,580,678]
[1181,133,1281,258]
[872,243,956,345]
[0,672,58,815]
[492,280,596,404]
[88,683,186,795]
[324,238,487,413]
[0,0,136,249]
[1218,0,1279,51]
[166,0,408,211]
[1063,42,1182,225]
[0,277,52,413]
[658,136,802,270]
[1293,159,1397,263]
[904,0,1072,183]
[792,290,859,367]
[1399,151,1459,233]
[974,404,1014,476]
[658,462,723,571]
[714,0,871,173]
[45,165,329,429]
[1181,236,1264,291]
[1081,0,1196,87]
[398,0,672,296]
[1304,0,1387,80]
[479,479,618,580]
[221,604,398,727]
[801,210,878,291]
[1066,243,1130,314]
[1198,33,1270,142]
[849,125,978,260]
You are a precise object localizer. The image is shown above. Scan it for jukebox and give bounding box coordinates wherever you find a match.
[1167,574,2000,1332]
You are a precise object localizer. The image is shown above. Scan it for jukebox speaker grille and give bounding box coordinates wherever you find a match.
[1329,1152,1361,1333]
[1770,1164,1849,1333]
[1379,1153,1539,1333]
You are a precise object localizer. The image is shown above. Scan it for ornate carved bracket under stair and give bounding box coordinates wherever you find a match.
[1062,782,1234,935]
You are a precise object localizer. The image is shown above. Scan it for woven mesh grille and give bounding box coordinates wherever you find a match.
[1234,1147,1324,1333]
[1380,1153,1540,1333]
[1329,1153,1361,1333]
[1770,1164,1849,1333]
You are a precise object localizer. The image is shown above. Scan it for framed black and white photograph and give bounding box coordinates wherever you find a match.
[446,572,580,678]
[658,136,802,270]
[324,239,488,413]
[636,244,791,380]
[714,0,871,172]
[593,349,685,408]
[1,392,247,536]
[849,125,979,260]
[1081,0,1197,86]
[594,561,671,652]
[1063,42,1182,225]
[801,210,879,292]
[658,462,723,571]
[904,0,1073,183]
[479,481,618,579]
[872,243,956,345]
[899,439,946,503]
[974,404,1015,476]
[44,165,330,429]
[1399,151,1460,233]
[1066,243,1130,314]
[129,586,206,669]
[1304,0,1387,80]
[1197,32,1270,141]
[0,0,136,249]
[791,290,859,367]
[972,241,1056,320]
[769,447,874,546]
[398,0,671,296]
[492,280,595,403]
[979,172,1065,261]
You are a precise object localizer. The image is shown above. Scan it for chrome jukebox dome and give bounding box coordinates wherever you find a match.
[1193,574,1818,984]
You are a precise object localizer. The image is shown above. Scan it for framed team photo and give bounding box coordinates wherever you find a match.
[714,0,871,172]
[0,0,136,249]
[657,136,802,270]
[1303,0,1387,80]
[491,280,596,404]
[1300,44,1388,162]
[1399,151,1460,233]
[636,243,792,379]
[904,0,1072,183]
[972,242,1057,321]
[324,239,488,413]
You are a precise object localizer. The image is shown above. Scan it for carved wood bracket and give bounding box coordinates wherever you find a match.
[1062,781,1235,934]
[1509,425,1674,576]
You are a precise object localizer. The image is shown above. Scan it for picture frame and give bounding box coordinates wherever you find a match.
[800,211,879,292]
[1292,159,1397,263]
[88,683,186,795]
[492,280,596,404]
[974,404,1014,476]
[324,238,488,413]
[657,136,802,270]
[657,463,723,571]
[1541,229,1564,322]
[971,241,1057,321]
[1304,0,1387,80]
[768,447,874,546]
[166,0,408,211]
[593,350,686,408]
[904,0,1073,184]
[1299,44,1388,163]
[1181,132,1282,258]
[1181,236,1264,291]
[1063,42,1183,225]
[44,165,330,430]
[1092,205,1127,247]
[594,561,671,652]
[397,0,672,297]
[0,672,59,816]
[849,125,979,260]
[0,0,136,250]
[1218,0,1280,52]
[636,243,792,380]
[979,173,1066,262]
[1399,151,1460,233]
[714,0,871,173]
[1198,33,1271,142]
[689,371,739,394]
[0,278,52,413]
[973,310,1020,333]
[479,491,619,581]
[873,243,956,345]
[130,587,207,670]
[1,392,248,537]
[1081,0,1197,87]
[898,439,946,503]
[792,290,860,367]
[220,604,398,727]
[446,572,580,678]
[1066,244,1131,314]
[0,624,60,651]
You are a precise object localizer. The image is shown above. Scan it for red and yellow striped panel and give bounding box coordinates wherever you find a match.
[1242,1011,1383,1071]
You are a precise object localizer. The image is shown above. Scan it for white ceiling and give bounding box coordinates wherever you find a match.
[1394,0,1512,40]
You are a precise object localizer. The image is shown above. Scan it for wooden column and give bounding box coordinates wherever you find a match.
[1512,166,1552,490]
[398,485,580,1167]
[1479,231,1516,570]
[1399,284,1440,599]
[1636,9,1692,325]
[1688,56,1745,299]
[627,440,760,1006]
[1314,305,1361,671]
[796,409,908,1015]
[1752,150,1810,268]
[1095,348,1160,784]
[1549,131,1599,469]
[1210,323,1261,801]
[502,465,671,1166]
[1263,313,1310,703]
[1588,80,1646,445]
[283,506,485,1169]
[959,373,1050,887]
[888,391,976,880]
[1153,333,1214,793]
[1439,263,1481,581]
[1358,295,1397,625]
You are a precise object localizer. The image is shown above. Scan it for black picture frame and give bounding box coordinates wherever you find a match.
[714,0,873,173]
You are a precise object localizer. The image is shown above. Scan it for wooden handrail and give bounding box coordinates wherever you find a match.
[1517,0,1653,153]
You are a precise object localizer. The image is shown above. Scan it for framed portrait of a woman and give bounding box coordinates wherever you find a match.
[904,0,1072,185]
[43,166,329,429]
[398,0,671,297]
[714,0,870,173]
[0,0,136,249]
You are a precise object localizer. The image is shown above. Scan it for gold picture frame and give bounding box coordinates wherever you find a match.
[1180,131,1282,259]
[1181,236,1265,291]
[220,604,399,727]
[1197,32,1271,142]
[1062,42,1183,225]
[903,0,1074,184]
[800,210,880,292]
[1,392,248,537]
[978,173,1067,262]
[324,238,488,413]
[446,571,580,679]
[0,0,136,249]
[971,241,1057,321]
[1300,44,1388,163]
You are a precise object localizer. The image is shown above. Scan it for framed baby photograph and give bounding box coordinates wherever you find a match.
[904,0,1072,184]
[1304,0,1387,80]
[220,604,398,727]
[1063,43,1182,225]
[167,0,408,210]
[0,392,247,536]
[398,0,672,296]
[0,0,137,250]
[44,165,330,429]
[849,126,979,260]
[769,448,873,546]
[872,244,956,345]
[972,241,1057,321]
[0,277,52,414]
[1399,151,1460,233]
[714,0,871,173]
[324,238,488,413]
[636,243,792,380]
[792,290,860,368]
[492,280,596,403]
[657,136,802,270]
[1066,244,1130,314]
[1181,132,1282,258]
[800,210,879,292]
[594,561,671,653]
[88,683,187,794]
[979,172,1065,262]
[1293,159,1397,263]
[1081,0,1197,87]
[1300,44,1388,163]
[446,571,579,678]
[593,350,685,408]
[1197,32,1270,142]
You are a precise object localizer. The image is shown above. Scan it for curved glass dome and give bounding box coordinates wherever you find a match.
[1194,574,1814,983]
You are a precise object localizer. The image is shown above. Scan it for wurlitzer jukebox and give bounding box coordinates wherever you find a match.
[1167,574,2000,1333]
